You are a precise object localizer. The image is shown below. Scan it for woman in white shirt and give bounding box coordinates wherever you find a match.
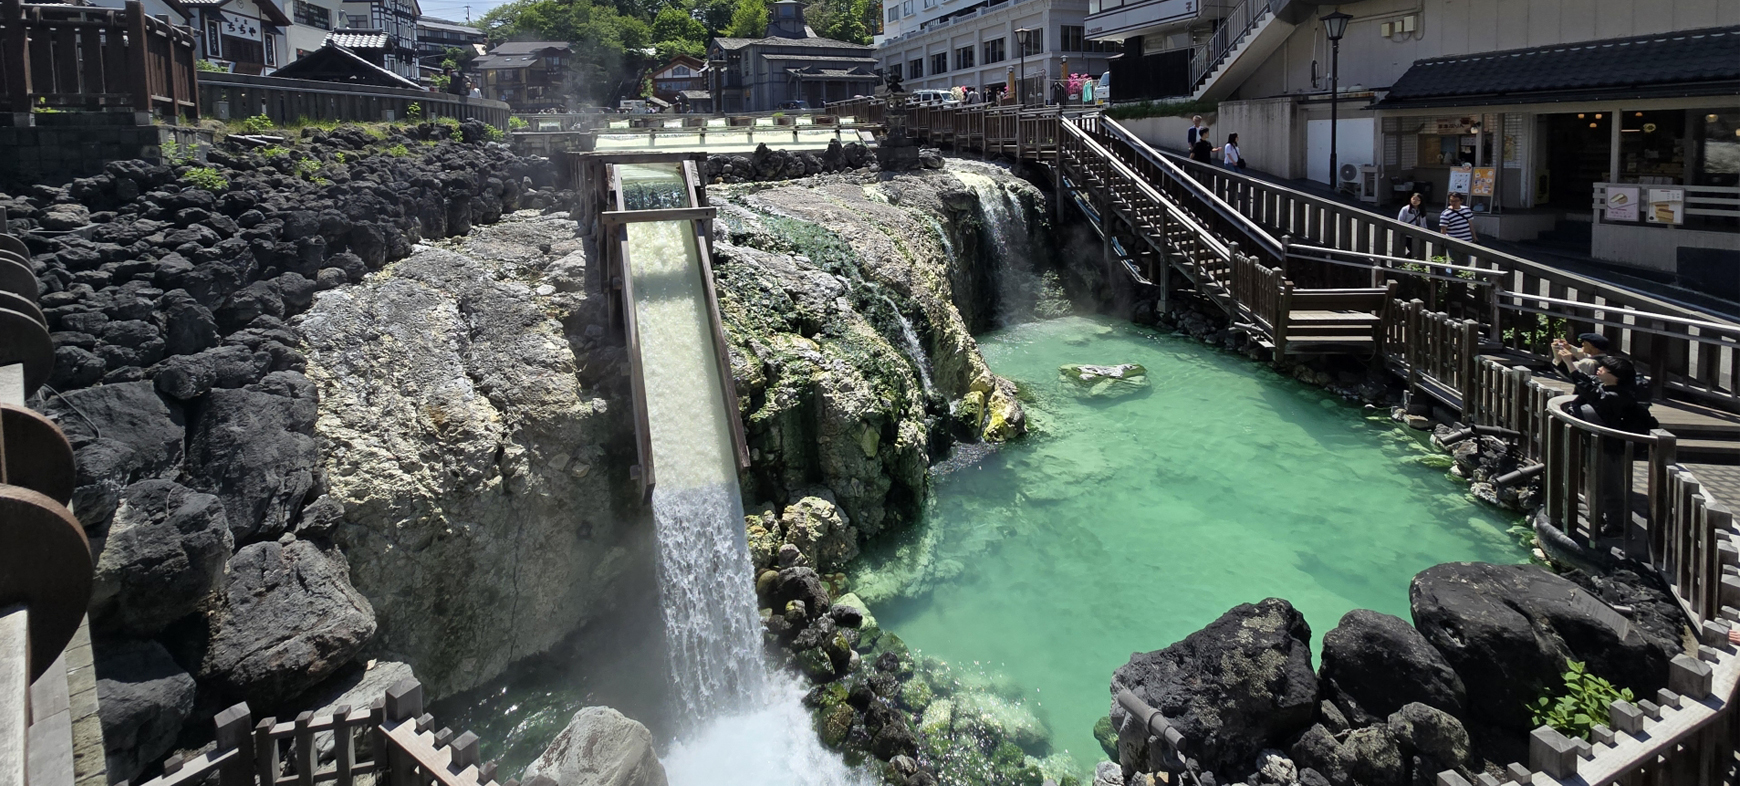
[1221,133,1244,172]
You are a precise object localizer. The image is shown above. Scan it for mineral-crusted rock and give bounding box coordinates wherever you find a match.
[523,706,668,786]
[1058,363,1150,399]
[200,536,376,706]
[1111,598,1317,780]
[300,217,633,696]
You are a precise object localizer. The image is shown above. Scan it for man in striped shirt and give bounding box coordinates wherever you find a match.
[1438,192,1478,243]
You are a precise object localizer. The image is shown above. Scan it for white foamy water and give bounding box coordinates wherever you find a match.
[662,680,873,786]
[619,163,865,784]
[880,294,934,396]
[953,169,1039,326]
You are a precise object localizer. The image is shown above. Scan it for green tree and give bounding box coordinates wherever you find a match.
[691,0,736,35]
[652,5,707,42]
[476,0,658,105]
[815,0,872,43]
[654,38,706,61]
[725,0,766,37]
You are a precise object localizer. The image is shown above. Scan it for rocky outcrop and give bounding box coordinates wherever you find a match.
[702,139,878,184]
[198,535,376,706]
[711,163,1037,538]
[1410,562,1678,730]
[1289,702,1474,786]
[1058,363,1150,399]
[523,706,668,786]
[1318,609,1466,726]
[1110,598,1318,780]
[300,214,638,697]
[91,479,232,636]
[96,639,196,784]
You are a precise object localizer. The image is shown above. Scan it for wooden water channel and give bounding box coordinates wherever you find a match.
[829,96,1740,786]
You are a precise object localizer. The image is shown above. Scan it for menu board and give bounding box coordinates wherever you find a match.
[1646,188,1684,225]
[1448,166,1473,196]
[1605,186,1640,222]
[1471,167,1496,197]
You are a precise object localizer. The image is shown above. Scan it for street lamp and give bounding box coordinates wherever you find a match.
[1321,9,1352,188]
[1015,28,1032,107]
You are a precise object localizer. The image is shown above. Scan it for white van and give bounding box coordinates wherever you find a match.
[908,89,958,106]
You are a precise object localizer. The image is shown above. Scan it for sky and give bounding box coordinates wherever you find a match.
[417,0,509,24]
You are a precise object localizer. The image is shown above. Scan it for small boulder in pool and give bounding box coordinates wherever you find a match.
[1059,363,1150,399]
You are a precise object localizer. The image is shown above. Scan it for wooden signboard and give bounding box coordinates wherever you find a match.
[1471,167,1496,197]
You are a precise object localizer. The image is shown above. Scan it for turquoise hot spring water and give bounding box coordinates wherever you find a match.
[849,315,1526,776]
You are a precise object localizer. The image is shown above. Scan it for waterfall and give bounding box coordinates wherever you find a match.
[880,294,934,397]
[924,215,958,267]
[618,163,867,785]
[954,169,1041,327]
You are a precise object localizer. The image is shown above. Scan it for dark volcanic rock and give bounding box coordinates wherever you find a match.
[1410,562,1679,730]
[200,536,376,706]
[40,381,185,529]
[1319,609,1466,725]
[186,374,319,542]
[96,638,196,785]
[92,480,233,636]
[1110,598,1317,780]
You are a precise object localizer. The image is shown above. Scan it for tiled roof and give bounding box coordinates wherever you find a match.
[677,89,711,100]
[761,54,878,63]
[417,16,481,34]
[178,0,229,7]
[326,29,390,49]
[786,65,875,79]
[1379,25,1740,107]
[712,34,872,52]
[488,41,572,55]
[472,54,536,69]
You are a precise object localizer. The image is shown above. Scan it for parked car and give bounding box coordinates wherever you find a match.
[780,100,811,110]
[908,89,958,106]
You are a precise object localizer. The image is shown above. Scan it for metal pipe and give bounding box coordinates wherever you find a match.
[1115,688,1186,753]
[1494,463,1546,486]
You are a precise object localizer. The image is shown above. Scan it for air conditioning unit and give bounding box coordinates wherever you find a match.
[1340,164,1380,203]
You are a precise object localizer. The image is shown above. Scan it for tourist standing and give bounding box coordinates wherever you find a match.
[1221,133,1244,172]
[1187,115,1205,148]
[1190,132,1214,164]
[1556,348,1655,537]
[1396,192,1427,258]
[1438,192,1477,244]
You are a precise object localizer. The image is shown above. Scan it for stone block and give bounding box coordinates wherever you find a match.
[1590,724,1614,745]
[1720,575,1740,607]
[1669,654,1714,699]
[1529,726,1579,778]
[1504,762,1533,782]
[1435,773,1473,786]
[1700,620,1731,647]
[1609,700,1644,734]
[1637,699,1661,719]
[1700,644,1722,662]
[1657,688,1681,709]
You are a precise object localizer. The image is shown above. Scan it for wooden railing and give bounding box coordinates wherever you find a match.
[200,72,510,129]
[132,679,516,786]
[1381,300,1481,411]
[0,0,197,119]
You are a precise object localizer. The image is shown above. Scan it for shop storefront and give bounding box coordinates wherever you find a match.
[1374,26,1740,284]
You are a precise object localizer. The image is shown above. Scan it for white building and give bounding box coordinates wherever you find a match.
[285,0,349,61]
[341,0,421,79]
[874,0,1118,103]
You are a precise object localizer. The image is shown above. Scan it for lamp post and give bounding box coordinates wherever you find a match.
[1015,28,1031,106]
[1321,9,1351,188]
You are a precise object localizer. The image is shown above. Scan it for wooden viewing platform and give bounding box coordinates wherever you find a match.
[827,95,1740,785]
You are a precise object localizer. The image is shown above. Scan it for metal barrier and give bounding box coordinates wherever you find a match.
[0,0,197,119]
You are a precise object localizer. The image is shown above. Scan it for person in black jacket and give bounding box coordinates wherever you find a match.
[1556,349,1656,537]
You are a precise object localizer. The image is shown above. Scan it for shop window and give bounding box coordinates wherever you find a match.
[909,58,923,77]
[1619,110,1686,185]
[294,1,330,29]
[1698,110,1740,187]
[954,46,973,70]
[931,52,947,74]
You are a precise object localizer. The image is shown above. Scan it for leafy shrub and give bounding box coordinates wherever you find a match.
[1531,660,1634,740]
[384,143,410,157]
[181,167,229,192]
[195,59,225,72]
[484,125,505,143]
[508,116,529,131]
[160,138,195,164]
[258,145,288,158]
[235,114,274,133]
[293,158,322,181]
[406,102,423,121]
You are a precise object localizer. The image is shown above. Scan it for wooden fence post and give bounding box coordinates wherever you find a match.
[124,0,153,117]
[214,702,254,786]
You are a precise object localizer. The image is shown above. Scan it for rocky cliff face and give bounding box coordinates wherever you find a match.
[709,162,1043,541]
[299,215,644,697]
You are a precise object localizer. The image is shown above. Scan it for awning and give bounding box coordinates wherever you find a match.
[1375,25,1740,109]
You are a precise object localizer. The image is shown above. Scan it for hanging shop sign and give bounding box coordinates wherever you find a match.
[1448,166,1473,196]
[1646,188,1684,225]
[1604,186,1640,222]
[220,11,260,38]
[1471,167,1495,197]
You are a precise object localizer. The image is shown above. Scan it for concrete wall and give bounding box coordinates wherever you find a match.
[1594,223,1740,274]
[1116,113,1206,154]
[0,113,210,185]
[1218,96,1300,178]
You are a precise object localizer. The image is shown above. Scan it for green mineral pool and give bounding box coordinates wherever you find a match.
[852,316,1526,777]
